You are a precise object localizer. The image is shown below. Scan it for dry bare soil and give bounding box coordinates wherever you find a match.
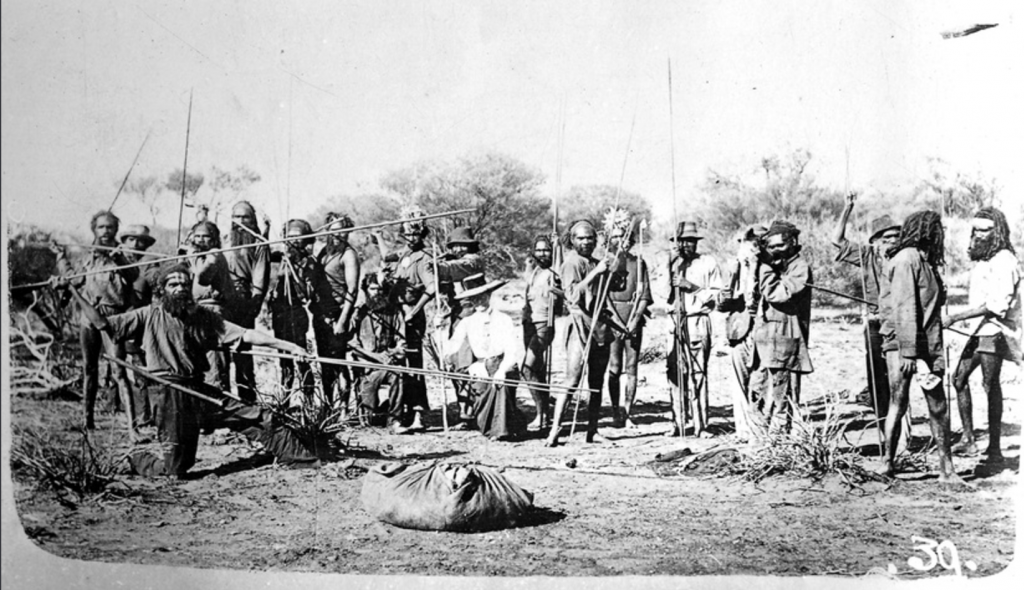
[9,307,1020,579]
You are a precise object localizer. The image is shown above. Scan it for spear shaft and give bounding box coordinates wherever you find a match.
[176,89,194,247]
[108,130,152,211]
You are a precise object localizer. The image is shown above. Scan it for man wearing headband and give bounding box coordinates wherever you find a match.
[55,210,136,430]
[318,212,361,415]
[225,201,271,401]
[382,210,435,431]
[55,265,317,478]
[603,210,653,430]
[268,219,338,403]
[832,192,901,423]
[545,219,613,447]
[945,207,1021,463]
[750,220,813,436]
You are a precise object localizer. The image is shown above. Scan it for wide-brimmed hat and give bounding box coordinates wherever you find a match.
[738,224,768,242]
[868,215,900,242]
[120,225,156,248]
[446,226,478,247]
[454,273,507,301]
[670,221,703,241]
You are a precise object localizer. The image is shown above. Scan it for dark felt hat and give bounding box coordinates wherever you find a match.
[868,215,900,242]
[670,221,703,241]
[454,272,506,301]
[446,226,479,247]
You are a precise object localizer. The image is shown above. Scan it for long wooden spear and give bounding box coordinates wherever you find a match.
[108,130,152,211]
[175,89,194,247]
[13,208,476,291]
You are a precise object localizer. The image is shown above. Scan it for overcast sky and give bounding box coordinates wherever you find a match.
[2,0,1021,239]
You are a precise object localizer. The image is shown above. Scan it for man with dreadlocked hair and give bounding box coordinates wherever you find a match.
[944,206,1021,463]
[545,219,613,447]
[224,201,271,401]
[54,265,318,478]
[879,210,961,482]
[603,208,653,429]
[750,220,813,436]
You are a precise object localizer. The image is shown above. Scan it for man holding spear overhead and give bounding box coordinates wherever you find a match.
[603,209,652,429]
[545,219,612,447]
[831,192,901,419]
[52,265,318,478]
[54,210,136,431]
[666,221,722,436]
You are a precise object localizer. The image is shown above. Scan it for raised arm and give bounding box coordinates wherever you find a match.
[831,192,857,248]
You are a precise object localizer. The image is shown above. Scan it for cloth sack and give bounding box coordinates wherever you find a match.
[361,461,534,532]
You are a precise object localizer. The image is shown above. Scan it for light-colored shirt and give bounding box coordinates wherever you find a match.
[967,249,1021,337]
[666,253,723,340]
[444,307,523,376]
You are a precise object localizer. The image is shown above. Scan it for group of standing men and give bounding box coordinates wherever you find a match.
[831,196,1020,481]
[50,194,1019,481]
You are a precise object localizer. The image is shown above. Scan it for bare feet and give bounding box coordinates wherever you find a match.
[938,472,968,486]
[585,431,608,444]
[527,417,548,431]
[410,412,425,431]
[664,426,681,438]
[876,463,895,479]
[951,439,979,456]
[543,435,560,448]
[624,418,638,430]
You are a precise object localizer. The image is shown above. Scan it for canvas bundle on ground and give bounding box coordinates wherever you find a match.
[361,461,534,532]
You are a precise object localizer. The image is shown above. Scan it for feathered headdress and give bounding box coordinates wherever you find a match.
[400,205,429,235]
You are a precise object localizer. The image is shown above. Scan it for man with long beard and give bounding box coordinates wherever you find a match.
[831,193,901,421]
[224,201,271,401]
[545,219,612,447]
[55,265,317,478]
[750,220,813,436]
[521,235,563,430]
[55,210,136,430]
[187,220,237,392]
[666,221,722,436]
[945,207,1021,463]
[318,212,361,413]
[879,211,960,483]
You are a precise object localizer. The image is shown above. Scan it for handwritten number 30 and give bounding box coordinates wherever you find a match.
[908,536,963,577]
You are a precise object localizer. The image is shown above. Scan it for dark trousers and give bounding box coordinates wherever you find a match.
[231,313,260,402]
[129,381,317,477]
[79,322,130,425]
[864,319,892,418]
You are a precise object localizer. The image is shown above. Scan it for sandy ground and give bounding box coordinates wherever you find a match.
[8,306,1020,579]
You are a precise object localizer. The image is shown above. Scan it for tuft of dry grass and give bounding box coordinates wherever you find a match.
[739,392,884,485]
[10,423,130,499]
